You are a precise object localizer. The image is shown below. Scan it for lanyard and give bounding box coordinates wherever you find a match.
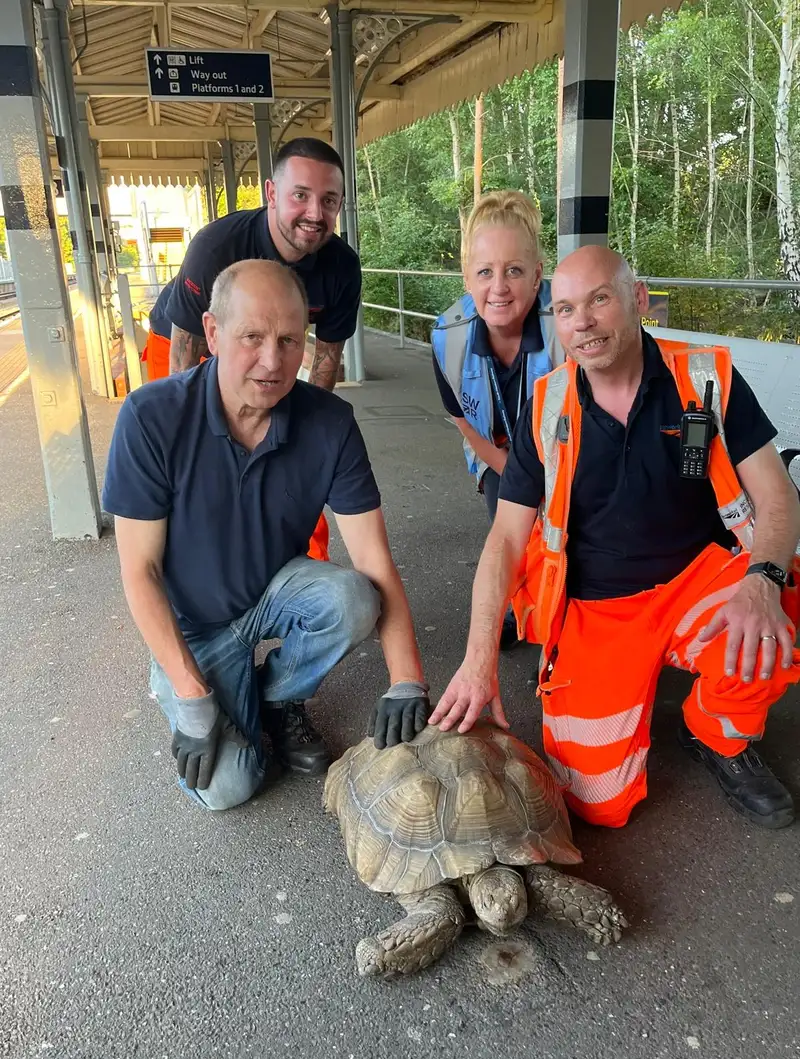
[486,353,527,443]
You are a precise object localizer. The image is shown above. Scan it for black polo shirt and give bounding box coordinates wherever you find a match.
[499,331,777,601]
[101,358,380,630]
[432,307,544,442]
[154,207,361,344]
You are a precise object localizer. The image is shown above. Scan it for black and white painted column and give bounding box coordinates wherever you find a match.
[557,0,621,261]
[253,103,273,205]
[0,0,101,539]
[92,143,117,282]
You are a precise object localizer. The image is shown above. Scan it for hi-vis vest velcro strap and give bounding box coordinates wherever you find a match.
[533,365,572,557]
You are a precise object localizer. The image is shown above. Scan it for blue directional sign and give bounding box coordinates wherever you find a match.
[145,48,273,104]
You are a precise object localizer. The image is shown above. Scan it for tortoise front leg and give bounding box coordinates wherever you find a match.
[355,884,466,978]
[522,864,629,946]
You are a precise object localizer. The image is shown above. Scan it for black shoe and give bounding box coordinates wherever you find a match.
[678,721,794,829]
[262,701,331,776]
[499,613,522,652]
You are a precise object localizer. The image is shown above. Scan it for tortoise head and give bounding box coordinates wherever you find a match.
[467,866,528,936]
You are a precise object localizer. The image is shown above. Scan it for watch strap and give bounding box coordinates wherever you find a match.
[745,562,787,588]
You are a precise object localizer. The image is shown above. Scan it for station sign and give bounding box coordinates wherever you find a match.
[145,48,273,104]
[642,290,670,327]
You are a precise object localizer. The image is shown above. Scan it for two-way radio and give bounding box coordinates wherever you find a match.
[680,379,715,479]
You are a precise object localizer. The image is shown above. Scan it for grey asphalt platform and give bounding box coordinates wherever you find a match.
[1,331,798,1059]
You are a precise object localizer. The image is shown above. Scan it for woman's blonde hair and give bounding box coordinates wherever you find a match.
[461,190,543,273]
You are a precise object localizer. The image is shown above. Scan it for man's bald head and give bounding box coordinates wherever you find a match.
[209,258,308,327]
[550,246,648,373]
[552,245,637,302]
[203,258,309,413]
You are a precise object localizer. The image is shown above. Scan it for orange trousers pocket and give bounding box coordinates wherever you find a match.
[307,513,330,562]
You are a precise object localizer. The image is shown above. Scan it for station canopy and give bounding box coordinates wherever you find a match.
[68,0,678,185]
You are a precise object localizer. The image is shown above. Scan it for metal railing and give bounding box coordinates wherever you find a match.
[113,265,800,395]
[362,268,459,346]
[362,268,800,347]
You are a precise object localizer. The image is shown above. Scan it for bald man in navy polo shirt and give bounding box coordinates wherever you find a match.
[104,259,430,810]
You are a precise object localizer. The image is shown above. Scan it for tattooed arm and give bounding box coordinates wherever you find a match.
[170,325,209,374]
[307,338,345,392]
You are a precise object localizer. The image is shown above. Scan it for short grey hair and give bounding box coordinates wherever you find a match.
[208,258,308,326]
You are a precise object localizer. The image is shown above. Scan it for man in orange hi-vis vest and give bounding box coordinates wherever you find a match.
[431,245,800,831]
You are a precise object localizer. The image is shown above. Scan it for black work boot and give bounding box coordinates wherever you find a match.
[262,701,331,776]
[678,721,794,829]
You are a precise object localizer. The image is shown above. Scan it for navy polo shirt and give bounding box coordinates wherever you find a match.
[432,304,544,441]
[101,358,381,630]
[153,207,361,344]
[499,331,777,601]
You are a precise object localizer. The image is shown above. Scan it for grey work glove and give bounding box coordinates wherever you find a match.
[368,680,431,750]
[171,691,222,790]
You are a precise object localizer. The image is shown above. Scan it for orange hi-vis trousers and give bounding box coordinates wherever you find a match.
[538,543,800,828]
[142,330,171,381]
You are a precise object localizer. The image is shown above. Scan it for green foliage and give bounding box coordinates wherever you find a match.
[236,184,263,211]
[357,0,799,343]
[116,244,139,270]
[57,216,74,268]
[0,219,6,259]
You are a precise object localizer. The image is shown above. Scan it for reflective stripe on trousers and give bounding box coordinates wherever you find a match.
[539,543,800,828]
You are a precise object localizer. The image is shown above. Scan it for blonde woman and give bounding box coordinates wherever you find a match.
[431,191,562,648]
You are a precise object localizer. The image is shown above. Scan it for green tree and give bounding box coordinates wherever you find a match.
[356,0,799,342]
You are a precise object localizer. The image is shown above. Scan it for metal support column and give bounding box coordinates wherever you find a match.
[397,273,405,348]
[327,5,344,163]
[41,0,112,397]
[205,162,217,222]
[75,94,115,340]
[330,5,365,383]
[0,0,101,539]
[253,103,273,205]
[221,139,237,215]
[557,0,620,261]
[117,273,143,391]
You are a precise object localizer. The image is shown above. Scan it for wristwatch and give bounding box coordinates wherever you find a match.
[745,561,788,589]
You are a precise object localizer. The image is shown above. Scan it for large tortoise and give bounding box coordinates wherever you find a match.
[323,720,628,978]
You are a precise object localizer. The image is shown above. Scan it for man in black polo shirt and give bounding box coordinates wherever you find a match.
[103,260,429,811]
[148,136,360,391]
[432,246,800,831]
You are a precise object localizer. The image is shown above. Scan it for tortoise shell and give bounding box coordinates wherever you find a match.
[323,721,582,896]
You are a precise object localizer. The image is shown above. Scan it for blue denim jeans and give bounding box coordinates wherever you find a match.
[150,556,381,811]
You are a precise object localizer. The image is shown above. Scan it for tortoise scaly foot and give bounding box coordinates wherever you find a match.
[523,864,628,946]
[355,885,465,978]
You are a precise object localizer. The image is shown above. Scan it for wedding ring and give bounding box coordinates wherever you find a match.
[761,634,777,641]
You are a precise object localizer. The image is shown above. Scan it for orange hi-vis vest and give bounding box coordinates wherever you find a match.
[510,341,763,680]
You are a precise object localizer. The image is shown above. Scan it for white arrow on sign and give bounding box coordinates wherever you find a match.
[154,54,162,64]
[155,67,164,78]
